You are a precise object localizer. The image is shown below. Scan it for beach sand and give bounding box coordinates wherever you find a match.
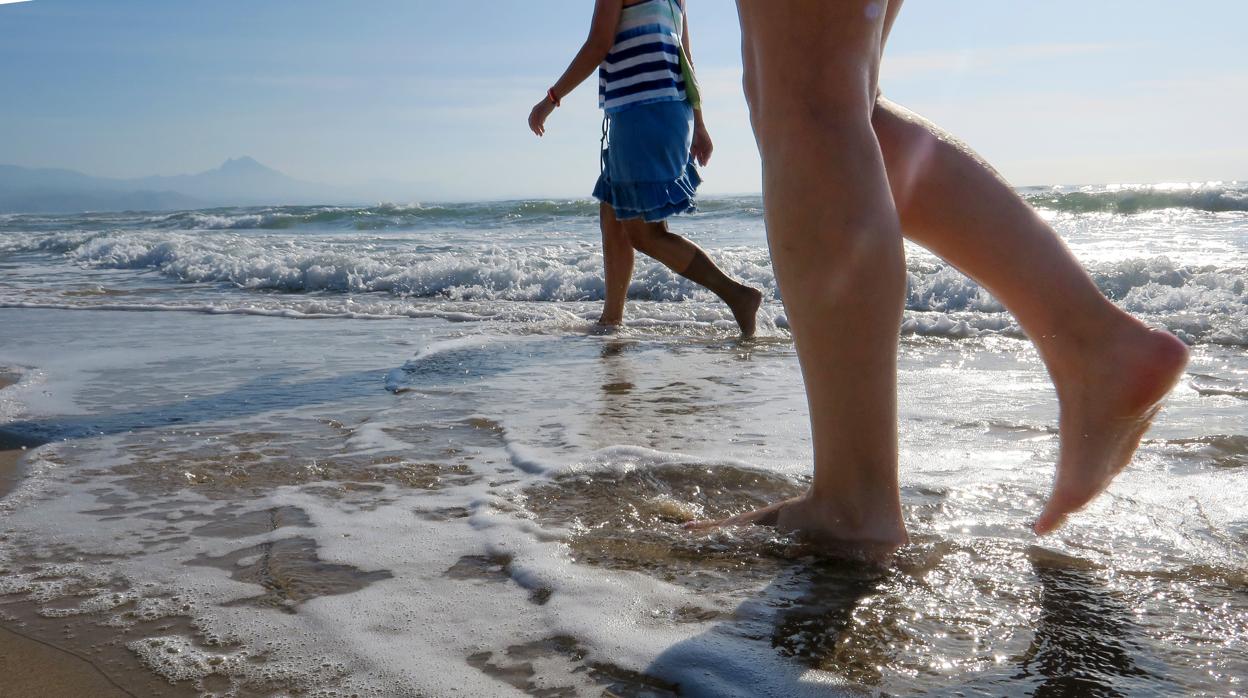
[0,371,143,698]
[0,377,16,479]
[0,437,22,499]
[0,372,21,499]
[1,371,116,696]
[0,625,132,698]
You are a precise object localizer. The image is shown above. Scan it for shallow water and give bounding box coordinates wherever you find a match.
[1,191,1246,695]
[0,306,1244,696]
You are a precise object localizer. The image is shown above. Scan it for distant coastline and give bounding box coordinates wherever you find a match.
[0,157,383,213]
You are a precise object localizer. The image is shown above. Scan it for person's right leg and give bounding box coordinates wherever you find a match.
[620,217,763,337]
[689,0,909,551]
[598,202,634,326]
[871,100,1189,534]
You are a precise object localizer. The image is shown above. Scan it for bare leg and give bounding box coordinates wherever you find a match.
[873,0,1187,532]
[689,0,909,551]
[872,98,1189,534]
[598,203,634,326]
[692,0,1185,541]
[620,216,763,337]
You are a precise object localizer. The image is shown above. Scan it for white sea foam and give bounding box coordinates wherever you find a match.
[3,222,1245,344]
[1,305,1245,695]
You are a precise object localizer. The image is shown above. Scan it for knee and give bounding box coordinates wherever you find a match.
[753,92,877,166]
[767,200,905,291]
[779,218,901,266]
[601,217,628,244]
[747,57,874,130]
[776,231,905,305]
[625,223,663,254]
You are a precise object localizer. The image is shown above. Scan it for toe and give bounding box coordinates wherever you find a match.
[1033,487,1085,535]
[684,501,786,531]
[1032,507,1065,536]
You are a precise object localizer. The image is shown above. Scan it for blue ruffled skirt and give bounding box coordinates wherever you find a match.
[592,99,702,223]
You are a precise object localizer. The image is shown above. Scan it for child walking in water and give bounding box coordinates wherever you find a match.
[528,0,763,336]
[688,0,1190,549]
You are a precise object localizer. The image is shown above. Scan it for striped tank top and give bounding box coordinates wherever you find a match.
[598,0,687,113]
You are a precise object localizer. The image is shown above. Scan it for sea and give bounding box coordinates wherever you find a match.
[0,183,1245,696]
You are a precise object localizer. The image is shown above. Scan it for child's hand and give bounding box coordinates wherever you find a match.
[529,99,556,137]
[691,123,713,166]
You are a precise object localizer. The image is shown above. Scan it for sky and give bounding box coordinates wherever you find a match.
[1,0,1245,201]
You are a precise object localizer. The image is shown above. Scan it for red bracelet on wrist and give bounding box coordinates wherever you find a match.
[546,88,561,107]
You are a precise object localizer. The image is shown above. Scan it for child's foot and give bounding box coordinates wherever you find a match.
[729,286,764,338]
[1034,326,1189,534]
[590,315,623,335]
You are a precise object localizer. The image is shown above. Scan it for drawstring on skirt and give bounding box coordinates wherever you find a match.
[599,114,610,179]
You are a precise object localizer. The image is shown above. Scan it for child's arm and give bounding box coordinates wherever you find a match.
[529,0,623,136]
[682,3,713,165]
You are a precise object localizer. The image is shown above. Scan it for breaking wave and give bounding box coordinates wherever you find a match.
[3,229,1244,345]
[2,184,1242,235]
[1024,184,1248,214]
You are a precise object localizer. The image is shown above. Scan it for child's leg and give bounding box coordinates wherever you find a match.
[598,203,634,326]
[621,218,762,337]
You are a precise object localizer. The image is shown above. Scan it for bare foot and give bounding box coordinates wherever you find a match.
[729,286,764,338]
[1034,326,1189,535]
[590,316,623,335]
[685,491,908,560]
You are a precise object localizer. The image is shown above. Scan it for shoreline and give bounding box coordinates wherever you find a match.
[0,625,134,698]
[0,370,26,499]
[0,370,137,698]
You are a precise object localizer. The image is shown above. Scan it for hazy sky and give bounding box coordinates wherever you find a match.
[1,0,1245,201]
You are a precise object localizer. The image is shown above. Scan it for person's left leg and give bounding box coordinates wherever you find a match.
[598,203,635,326]
[871,0,1187,534]
[622,218,762,337]
[870,98,1190,534]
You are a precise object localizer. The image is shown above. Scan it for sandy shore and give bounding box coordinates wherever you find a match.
[0,447,21,500]
[0,625,133,698]
[0,371,132,697]
[1,371,23,497]
[0,371,28,499]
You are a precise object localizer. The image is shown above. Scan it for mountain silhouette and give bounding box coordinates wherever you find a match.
[0,158,354,213]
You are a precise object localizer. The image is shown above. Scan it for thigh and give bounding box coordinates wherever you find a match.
[737,0,888,117]
[599,201,619,229]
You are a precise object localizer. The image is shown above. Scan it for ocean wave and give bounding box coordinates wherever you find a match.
[148,203,546,231]
[152,198,762,231]
[1024,184,1248,214]
[3,227,1245,344]
[15,230,1248,306]
[0,298,1023,344]
[2,186,1244,236]
[0,201,625,233]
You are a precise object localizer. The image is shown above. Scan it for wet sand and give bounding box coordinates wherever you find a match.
[0,371,133,698]
[0,372,21,499]
[0,446,21,500]
[0,625,133,698]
